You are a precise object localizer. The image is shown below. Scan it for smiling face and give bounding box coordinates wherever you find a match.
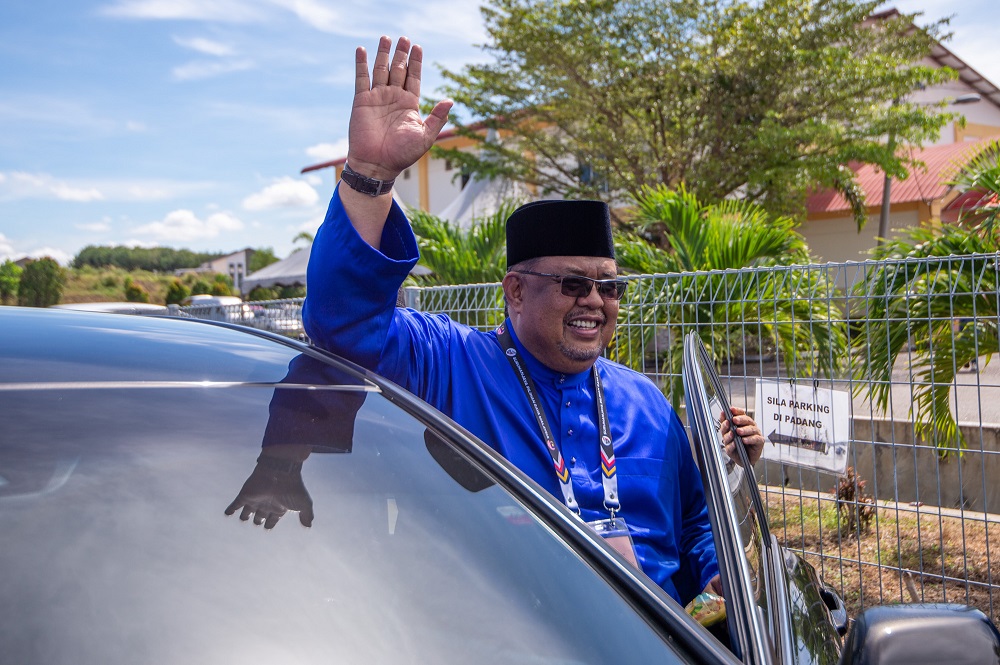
[502,255,620,374]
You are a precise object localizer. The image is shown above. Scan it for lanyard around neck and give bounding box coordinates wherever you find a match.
[496,323,620,516]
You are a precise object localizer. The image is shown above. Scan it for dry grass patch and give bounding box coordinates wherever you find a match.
[764,488,1000,625]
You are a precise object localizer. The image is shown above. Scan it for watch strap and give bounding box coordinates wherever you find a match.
[341,162,395,197]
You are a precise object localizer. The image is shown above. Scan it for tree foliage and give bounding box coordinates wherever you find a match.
[18,258,66,307]
[437,0,955,226]
[0,260,22,304]
[854,139,1000,454]
[612,186,847,405]
[248,247,279,274]
[72,245,221,271]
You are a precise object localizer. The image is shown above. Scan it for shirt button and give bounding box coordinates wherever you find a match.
[567,429,574,436]
[565,401,571,407]
[570,457,577,466]
[559,375,565,384]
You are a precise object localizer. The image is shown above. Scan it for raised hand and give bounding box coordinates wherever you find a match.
[347,35,453,181]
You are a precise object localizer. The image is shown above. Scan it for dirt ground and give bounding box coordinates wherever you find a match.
[764,490,1000,626]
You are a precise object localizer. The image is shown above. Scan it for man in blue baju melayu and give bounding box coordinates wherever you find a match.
[303,35,763,605]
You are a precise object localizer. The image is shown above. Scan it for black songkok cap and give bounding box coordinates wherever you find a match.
[506,200,614,268]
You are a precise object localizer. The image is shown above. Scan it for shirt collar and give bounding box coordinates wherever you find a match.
[503,319,593,387]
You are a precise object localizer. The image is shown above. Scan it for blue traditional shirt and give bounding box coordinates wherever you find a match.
[303,186,719,602]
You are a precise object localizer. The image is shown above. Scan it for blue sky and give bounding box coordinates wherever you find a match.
[1,1,997,265]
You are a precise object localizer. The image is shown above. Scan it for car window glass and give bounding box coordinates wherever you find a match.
[0,373,687,664]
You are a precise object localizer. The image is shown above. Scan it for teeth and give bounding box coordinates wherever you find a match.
[569,320,598,329]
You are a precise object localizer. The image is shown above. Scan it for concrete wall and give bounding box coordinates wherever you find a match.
[758,418,1000,513]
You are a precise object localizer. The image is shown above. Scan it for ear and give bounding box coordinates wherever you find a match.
[501,272,524,314]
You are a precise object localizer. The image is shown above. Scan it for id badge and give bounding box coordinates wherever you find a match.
[588,517,639,568]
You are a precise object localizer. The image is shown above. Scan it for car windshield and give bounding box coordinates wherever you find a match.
[0,335,687,664]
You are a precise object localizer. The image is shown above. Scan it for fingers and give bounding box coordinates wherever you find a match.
[354,46,370,95]
[370,35,393,88]
[387,36,411,87]
[224,499,240,516]
[402,43,423,95]
[299,505,315,528]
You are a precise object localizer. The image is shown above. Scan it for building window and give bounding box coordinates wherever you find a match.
[445,159,453,171]
[403,168,411,180]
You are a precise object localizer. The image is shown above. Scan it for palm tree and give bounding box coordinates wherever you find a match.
[612,185,849,407]
[405,202,520,328]
[856,139,1000,453]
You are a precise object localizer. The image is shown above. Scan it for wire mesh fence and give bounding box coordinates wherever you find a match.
[400,254,1000,624]
[178,254,1000,622]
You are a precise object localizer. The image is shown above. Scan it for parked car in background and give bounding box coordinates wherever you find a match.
[1,308,997,664]
[252,302,305,338]
[182,294,255,323]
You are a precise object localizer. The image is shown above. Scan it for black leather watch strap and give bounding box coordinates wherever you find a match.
[341,162,395,197]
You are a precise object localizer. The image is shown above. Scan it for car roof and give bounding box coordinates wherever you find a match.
[0,306,361,386]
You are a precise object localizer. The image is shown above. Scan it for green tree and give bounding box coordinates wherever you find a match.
[0,260,22,304]
[165,278,191,305]
[612,185,848,405]
[248,247,279,274]
[855,139,1000,453]
[407,202,517,285]
[406,202,518,328]
[437,0,955,226]
[17,258,65,307]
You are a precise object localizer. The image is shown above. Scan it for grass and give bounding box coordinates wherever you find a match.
[765,488,1000,625]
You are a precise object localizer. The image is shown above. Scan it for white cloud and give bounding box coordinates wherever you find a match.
[172,59,255,80]
[0,172,213,202]
[303,173,323,186]
[25,247,74,266]
[99,0,268,23]
[125,120,147,132]
[305,139,348,163]
[173,35,236,56]
[243,177,319,210]
[0,172,104,202]
[267,0,341,33]
[77,218,113,233]
[0,233,15,261]
[134,209,244,241]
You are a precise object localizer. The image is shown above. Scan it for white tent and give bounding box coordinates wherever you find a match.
[242,248,309,294]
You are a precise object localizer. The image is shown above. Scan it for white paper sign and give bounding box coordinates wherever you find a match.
[755,378,851,475]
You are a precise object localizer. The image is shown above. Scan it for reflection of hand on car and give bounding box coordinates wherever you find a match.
[225,445,314,529]
[719,407,764,466]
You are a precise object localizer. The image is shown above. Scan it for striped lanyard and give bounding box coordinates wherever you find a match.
[497,324,620,517]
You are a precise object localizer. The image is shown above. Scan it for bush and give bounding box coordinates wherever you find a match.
[123,277,150,303]
[190,279,212,296]
[17,258,65,307]
[0,260,22,304]
[247,286,279,301]
[165,279,190,305]
[835,467,877,538]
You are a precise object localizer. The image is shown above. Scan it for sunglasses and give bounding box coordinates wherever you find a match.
[513,270,628,300]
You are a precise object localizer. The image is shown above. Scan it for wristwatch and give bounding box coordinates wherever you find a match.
[340,162,395,197]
